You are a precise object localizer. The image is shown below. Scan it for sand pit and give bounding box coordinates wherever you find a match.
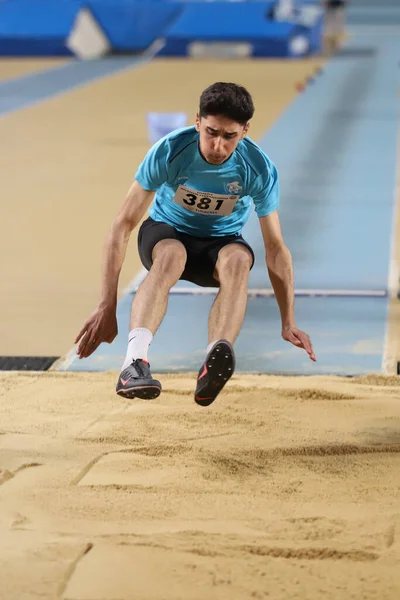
[0,371,400,599]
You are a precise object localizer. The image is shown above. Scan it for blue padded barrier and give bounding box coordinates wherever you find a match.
[160,2,282,42]
[86,0,183,52]
[0,0,83,56]
[0,0,183,56]
[0,0,322,57]
[156,2,322,58]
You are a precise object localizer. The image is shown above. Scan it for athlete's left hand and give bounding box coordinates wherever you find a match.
[282,326,316,362]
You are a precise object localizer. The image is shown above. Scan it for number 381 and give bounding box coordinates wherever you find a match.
[183,193,223,211]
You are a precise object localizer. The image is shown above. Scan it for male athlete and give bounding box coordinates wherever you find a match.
[75,82,316,406]
[324,0,347,52]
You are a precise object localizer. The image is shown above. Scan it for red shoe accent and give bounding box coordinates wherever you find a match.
[198,364,208,380]
[120,376,132,386]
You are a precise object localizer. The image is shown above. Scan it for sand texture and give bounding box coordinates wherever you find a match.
[1,371,399,599]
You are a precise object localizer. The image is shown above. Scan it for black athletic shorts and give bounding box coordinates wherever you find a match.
[138,217,255,288]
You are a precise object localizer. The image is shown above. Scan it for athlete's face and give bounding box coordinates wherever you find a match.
[196,114,249,165]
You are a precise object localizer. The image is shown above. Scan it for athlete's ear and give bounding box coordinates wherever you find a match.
[195,114,201,131]
[242,122,250,138]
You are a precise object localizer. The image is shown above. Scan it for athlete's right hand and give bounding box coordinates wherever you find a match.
[74,305,118,359]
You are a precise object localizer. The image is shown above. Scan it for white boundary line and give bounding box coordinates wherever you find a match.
[169,287,388,298]
[129,285,387,298]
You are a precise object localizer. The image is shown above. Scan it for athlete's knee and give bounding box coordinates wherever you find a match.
[151,239,187,277]
[215,244,252,282]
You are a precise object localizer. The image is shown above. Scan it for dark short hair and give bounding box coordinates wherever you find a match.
[199,82,254,126]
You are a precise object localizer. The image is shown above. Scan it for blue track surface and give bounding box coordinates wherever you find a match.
[248,33,399,291]
[66,293,387,375]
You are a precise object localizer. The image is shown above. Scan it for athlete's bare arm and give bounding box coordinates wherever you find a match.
[74,181,154,358]
[98,180,155,308]
[259,211,316,361]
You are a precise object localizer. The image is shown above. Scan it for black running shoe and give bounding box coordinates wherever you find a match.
[194,340,235,407]
[116,359,161,400]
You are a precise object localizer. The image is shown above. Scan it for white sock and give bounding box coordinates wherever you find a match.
[121,328,153,371]
[206,340,219,356]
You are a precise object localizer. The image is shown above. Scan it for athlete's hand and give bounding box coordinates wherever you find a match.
[282,326,316,362]
[75,305,118,359]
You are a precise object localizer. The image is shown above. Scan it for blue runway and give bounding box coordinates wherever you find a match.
[58,31,400,376]
[64,292,387,375]
[248,33,399,292]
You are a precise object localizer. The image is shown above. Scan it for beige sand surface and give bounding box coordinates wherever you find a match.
[0,57,323,357]
[0,58,68,82]
[1,371,399,599]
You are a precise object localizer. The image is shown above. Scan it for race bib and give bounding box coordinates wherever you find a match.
[173,185,239,216]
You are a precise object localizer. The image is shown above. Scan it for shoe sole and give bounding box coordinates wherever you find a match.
[194,340,235,407]
[116,385,161,400]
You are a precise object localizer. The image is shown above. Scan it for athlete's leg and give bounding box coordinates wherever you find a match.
[116,238,186,400]
[131,238,187,333]
[335,5,346,43]
[208,243,252,343]
[324,4,336,54]
[194,243,252,407]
